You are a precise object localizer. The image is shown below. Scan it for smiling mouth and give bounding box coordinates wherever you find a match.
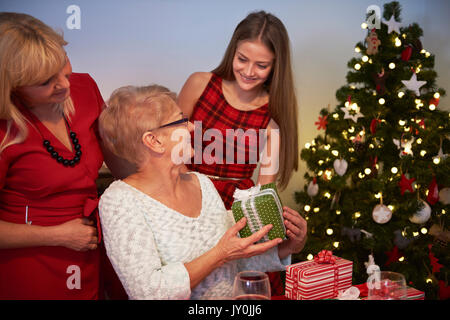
[240,73,258,82]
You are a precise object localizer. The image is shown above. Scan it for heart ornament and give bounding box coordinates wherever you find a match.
[333,159,348,176]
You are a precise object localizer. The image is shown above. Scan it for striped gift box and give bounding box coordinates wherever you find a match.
[231,183,286,241]
[285,256,353,300]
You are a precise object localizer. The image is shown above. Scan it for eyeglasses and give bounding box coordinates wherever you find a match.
[149,113,189,131]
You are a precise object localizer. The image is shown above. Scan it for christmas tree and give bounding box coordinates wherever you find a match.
[294,2,449,299]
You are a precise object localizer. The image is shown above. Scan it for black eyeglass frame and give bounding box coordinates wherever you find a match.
[148,113,189,131]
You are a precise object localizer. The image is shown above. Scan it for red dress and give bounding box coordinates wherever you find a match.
[0,73,104,299]
[187,73,271,210]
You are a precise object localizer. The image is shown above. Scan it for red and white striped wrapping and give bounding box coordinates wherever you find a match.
[285,256,353,300]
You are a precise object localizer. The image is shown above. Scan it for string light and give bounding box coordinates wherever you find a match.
[333,242,340,248]
[305,142,311,149]
[433,157,441,165]
[324,192,331,199]
[398,120,406,126]
[362,55,369,62]
[335,210,341,215]
[364,168,372,175]
[354,63,361,70]
[398,92,405,98]
[389,62,396,69]
[354,211,361,218]
[355,46,361,53]
[420,150,427,157]
[421,227,428,234]
[304,205,311,212]
[307,254,314,260]
[313,207,320,213]
[326,228,334,235]
[331,150,339,157]
[398,256,405,262]
[395,37,402,47]
[378,98,385,105]
[426,278,433,284]
[361,22,368,29]
[391,167,398,174]
[434,92,440,99]
[429,104,436,111]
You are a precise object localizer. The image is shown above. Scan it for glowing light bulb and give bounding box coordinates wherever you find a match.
[324,192,331,199]
[398,256,405,262]
[362,55,369,62]
[398,92,405,98]
[326,228,334,235]
[307,254,314,260]
[354,212,361,218]
[378,98,385,105]
[331,150,339,157]
[391,167,398,174]
[304,205,311,212]
[355,47,361,53]
[313,207,320,213]
[395,37,402,47]
[429,104,436,111]
[364,168,372,175]
[333,242,340,248]
[389,62,396,69]
[433,157,441,164]
[420,150,427,157]
[425,51,431,58]
[398,120,406,126]
[361,22,368,29]
[354,63,361,70]
[305,143,311,149]
[416,138,422,144]
[421,227,428,234]
[434,92,440,99]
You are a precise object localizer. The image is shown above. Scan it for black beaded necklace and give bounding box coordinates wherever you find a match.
[42,116,82,167]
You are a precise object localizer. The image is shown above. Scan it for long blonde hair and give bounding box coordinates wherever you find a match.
[0,12,74,154]
[212,11,299,190]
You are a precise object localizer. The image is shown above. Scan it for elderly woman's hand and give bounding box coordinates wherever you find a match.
[214,217,282,265]
[278,206,307,258]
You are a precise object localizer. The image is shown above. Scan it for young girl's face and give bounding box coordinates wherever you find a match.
[232,40,274,92]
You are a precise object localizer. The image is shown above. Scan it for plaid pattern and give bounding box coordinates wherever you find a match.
[187,73,271,210]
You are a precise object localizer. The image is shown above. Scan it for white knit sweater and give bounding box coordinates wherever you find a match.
[98,171,290,300]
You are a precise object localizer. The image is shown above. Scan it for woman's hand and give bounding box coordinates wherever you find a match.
[213,217,282,265]
[278,206,307,258]
[53,218,98,251]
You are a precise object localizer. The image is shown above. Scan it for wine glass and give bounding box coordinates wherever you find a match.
[367,271,407,300]
[232,271,271,300]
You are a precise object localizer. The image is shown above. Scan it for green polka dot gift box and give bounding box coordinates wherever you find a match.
[231,183,286,242]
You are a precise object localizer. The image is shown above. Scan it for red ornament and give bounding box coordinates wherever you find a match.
[370,118,381,134]
[438,280,450,300]
[426,176,439,205]
[429,97,440,107]
[398,174,416,195]
[315,115,328,130]
[401,45,413,61]
[428,244,443,273]
[384,246,402,266]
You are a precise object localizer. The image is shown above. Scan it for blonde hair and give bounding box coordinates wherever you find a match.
[99,85,178,166]
[0,12,74,154]
[212,11,299,190]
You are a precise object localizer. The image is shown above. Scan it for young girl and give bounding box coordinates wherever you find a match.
[177,10,299,295]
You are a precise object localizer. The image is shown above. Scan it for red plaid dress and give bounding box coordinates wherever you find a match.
[187,73,271,210]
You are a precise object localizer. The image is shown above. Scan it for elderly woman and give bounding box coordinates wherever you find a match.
[98,84,307,299]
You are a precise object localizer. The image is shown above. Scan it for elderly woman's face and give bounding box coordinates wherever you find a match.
[157,108,194,164]
[15,59,72,108]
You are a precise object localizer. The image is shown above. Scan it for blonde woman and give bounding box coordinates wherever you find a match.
[0,12,125,299]
[177,10,299,295]
[98,85,307,299]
